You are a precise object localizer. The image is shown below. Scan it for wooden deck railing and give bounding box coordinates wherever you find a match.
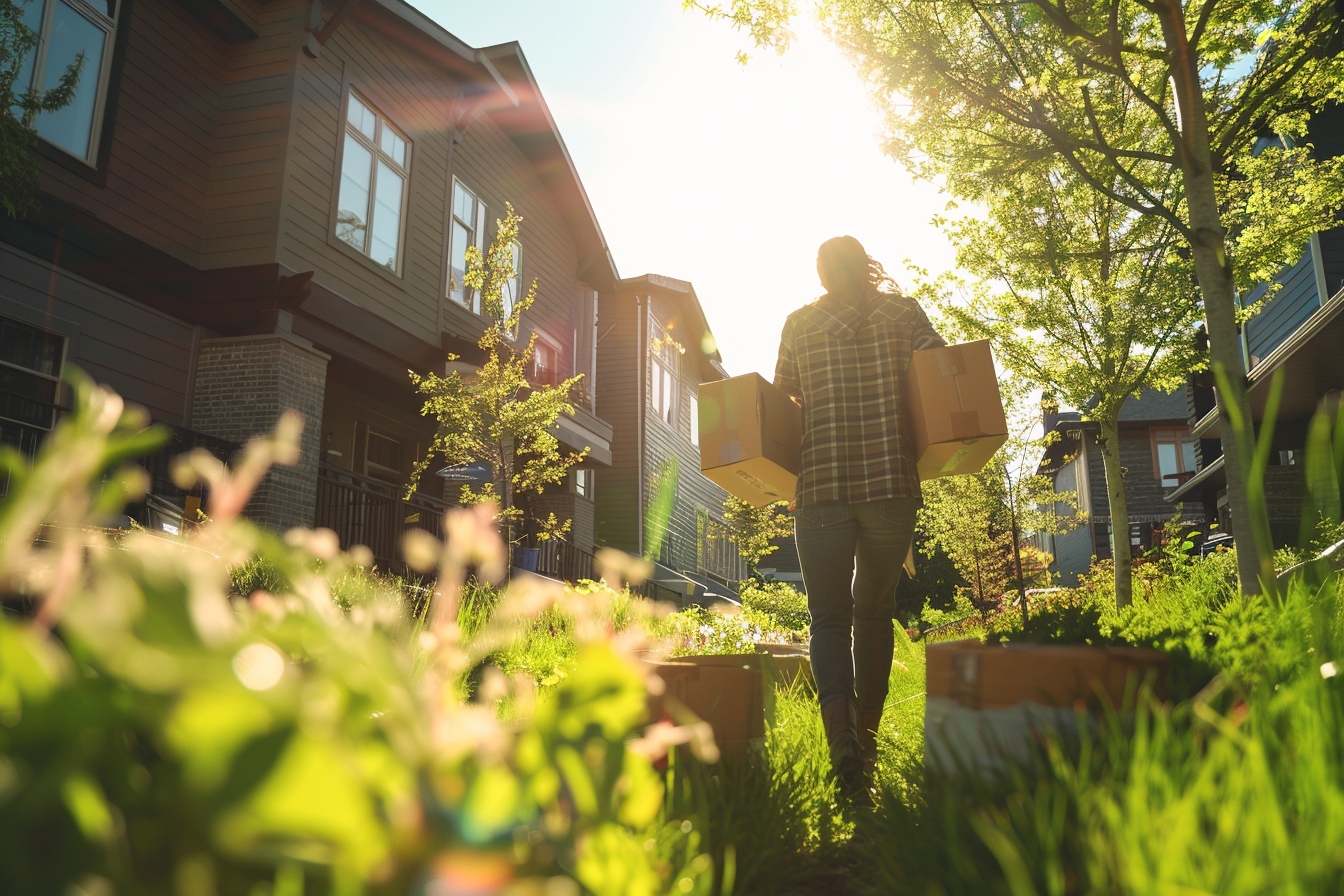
[314,463,452,570]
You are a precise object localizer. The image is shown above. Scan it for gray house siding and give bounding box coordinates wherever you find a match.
[0,244,197,427]
[1245,245,1321,363]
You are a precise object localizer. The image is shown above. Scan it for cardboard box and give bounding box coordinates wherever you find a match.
[924,640,1168,775]
[925,640,1169,711]
[906,340,1009,480]
[646,654,771,753]
[698,374,803,507]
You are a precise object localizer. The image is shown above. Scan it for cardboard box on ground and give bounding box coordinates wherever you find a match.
[924,640,1169,774]
[644,646,814,757]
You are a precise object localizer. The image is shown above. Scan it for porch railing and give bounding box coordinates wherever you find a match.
[531,538,597,583]
[314,463,452,570]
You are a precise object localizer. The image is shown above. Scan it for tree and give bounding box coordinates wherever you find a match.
[927,169,1203,607]
[918,388,1084,619]
[408,205,588,546]
[722,496,794,574]
[697,0,1344,595]
[1,0,83,217]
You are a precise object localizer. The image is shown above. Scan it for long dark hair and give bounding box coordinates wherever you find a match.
[817,235,900,302]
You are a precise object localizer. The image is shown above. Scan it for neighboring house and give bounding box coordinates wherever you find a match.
[1167,104,1344,544]
[1036,389,1203,585]
[593,274,748,599]
[0,0,616,567]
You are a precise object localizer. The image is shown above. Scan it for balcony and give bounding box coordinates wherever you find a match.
[314,463,453,570]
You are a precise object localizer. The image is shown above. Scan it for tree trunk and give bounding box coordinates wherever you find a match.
[1158,0,1265,594]
[1097,415,1133,608]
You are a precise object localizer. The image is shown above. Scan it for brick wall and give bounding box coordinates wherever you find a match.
[190,333,330,530]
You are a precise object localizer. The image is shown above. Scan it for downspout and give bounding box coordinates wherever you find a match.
[636,294,647,558]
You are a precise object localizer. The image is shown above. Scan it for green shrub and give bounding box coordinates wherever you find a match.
[861,571,1344,896]
[651,604,800,656]
[0,377,722,895]
[740,580,809,632]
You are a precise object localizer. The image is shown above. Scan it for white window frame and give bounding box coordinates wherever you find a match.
[334,91,410,274]
[531,329,563,388]
[447,177,485,311]
[689,392,699,446]
[500,239,523,337]
[0,316,67,456]
[650,346,677,428]
[573,468,592,498]
[18,0,118,164]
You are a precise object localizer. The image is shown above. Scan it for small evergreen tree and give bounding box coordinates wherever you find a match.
[408,205,587,545]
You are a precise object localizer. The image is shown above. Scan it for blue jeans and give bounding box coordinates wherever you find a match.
[794,498,919,712]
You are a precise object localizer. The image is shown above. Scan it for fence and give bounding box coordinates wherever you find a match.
[314,463,452,570]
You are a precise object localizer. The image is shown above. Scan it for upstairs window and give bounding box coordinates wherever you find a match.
[532,331,562,388]
[447,179,484,311]
[573,468,592,498]
[0,317,65,457]
[17,0,118,162]
[1152,428,1196,487]
[650,332,678,428]
[689,393,699,446]
[335,93,409,272]
[500,240,523,330]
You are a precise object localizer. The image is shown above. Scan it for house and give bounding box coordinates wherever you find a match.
[0,0,617,567]
[593,274,748,600]
[1165,104,1344,544]
[1035,389,1203,585]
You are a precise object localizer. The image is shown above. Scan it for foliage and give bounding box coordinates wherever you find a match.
[0,375,723,895]
[739,580,809,632]
[721,497,793,572]
[924,162,1204,607]
[695,0,1344,595]
[681,0,797,63]
[0,0,83,217]
[918,385,1082,612]
[409,205,587,544]
[860,571,1344,895]
[651,604,800,656]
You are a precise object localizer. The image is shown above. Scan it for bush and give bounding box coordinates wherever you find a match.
[0,378,723,895]
[740,580,809,632]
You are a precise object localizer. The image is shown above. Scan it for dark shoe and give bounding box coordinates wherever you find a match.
[820,695,864,800]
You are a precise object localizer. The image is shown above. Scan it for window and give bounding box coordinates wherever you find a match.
[532,332,562,388]
[0,317,65,457]
[335,93,409,272]
[1152,428,1196,486]
[689,393,699,446]
[650,332,678,427]
[447,179,485,310]
[500,240,523,333]
[16,0,117,162]
[574,468,592,498]
[363,428,403,483]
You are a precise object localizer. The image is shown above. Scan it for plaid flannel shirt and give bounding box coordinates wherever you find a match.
[773,292,945,508]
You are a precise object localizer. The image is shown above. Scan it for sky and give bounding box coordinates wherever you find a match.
[419,0,959,379]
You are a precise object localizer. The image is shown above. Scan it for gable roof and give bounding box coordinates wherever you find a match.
[616,274,728,382]
[358,0,620,290]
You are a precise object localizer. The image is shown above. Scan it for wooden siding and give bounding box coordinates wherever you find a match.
[37,0,297,271]
[1245,244,1321,362]
[593,296,642,553]
[643,295,738,576]
[278,22,589,352]
[0,244,195,425]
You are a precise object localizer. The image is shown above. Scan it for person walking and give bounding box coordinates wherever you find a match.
[773,235,944,799]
